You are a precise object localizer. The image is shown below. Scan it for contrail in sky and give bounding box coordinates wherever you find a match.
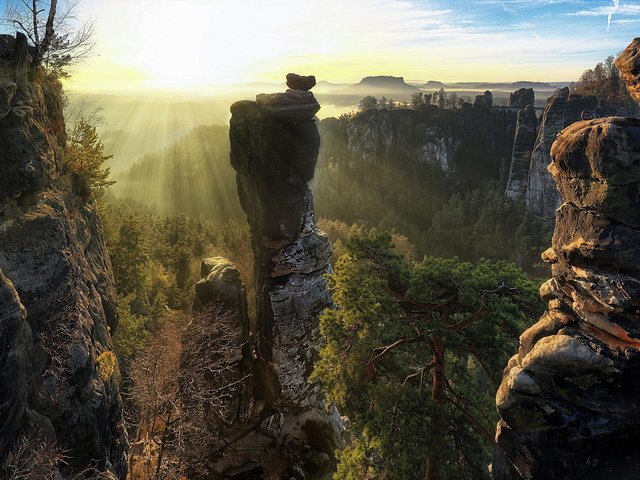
[607,0,620,31]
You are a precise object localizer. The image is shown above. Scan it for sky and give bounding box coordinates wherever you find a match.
[1,0,640,93]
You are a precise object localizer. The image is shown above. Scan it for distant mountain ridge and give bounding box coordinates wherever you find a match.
[421,80,566,90]
[332,75,419,100]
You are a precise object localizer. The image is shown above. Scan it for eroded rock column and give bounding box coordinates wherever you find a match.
[229,76,332,406]
[494,40,640,479]
[505,105,537,200]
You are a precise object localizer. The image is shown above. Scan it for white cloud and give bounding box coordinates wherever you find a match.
[569,1,640,16]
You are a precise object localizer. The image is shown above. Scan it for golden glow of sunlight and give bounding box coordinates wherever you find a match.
[70,0,582,94]
[65,0,633,95]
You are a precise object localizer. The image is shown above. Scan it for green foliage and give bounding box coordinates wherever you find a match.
[359,95,379,111]
[312,231,543,479]
[101,197,254,368]
[113,294,149,363]
[64,117,115,197]
[316,117,552,275]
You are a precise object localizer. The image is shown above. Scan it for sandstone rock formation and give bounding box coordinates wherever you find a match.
[287,72,316,91]
[523,88,596,220]
[198,76,343,478]
[616,38,640,104]
[191,256,252,421]
[0,34,127,478]
[494,43,640,478]
[475,89,493,107]
[230,79,331,406]
[505,105,537,200]
[333,100,517,172]
[509,88,535,109]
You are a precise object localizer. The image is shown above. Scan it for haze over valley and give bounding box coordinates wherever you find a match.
[2,1,640,479]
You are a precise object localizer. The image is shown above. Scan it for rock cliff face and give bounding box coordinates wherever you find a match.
[191,256,252,422]
[207,78,343,478]
[494,43,640,479]
[505,105,537,200]
[0,33,127,478]
[510,88,534,109]
[616,38,640,103]
[523,88,597,220]
[335,101,517,175]
[475,89,494,107]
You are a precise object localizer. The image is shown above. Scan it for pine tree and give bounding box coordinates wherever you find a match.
[312,231,542,479]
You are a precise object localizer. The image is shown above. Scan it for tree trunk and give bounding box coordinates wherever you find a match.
[155,412,172,479]
[426,335,445,480]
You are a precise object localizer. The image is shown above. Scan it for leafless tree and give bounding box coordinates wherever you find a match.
[126,307,250,479]
[179,305,250,474]
[0,432,64,480]
[1,0,94,74]
[127,314,185,480]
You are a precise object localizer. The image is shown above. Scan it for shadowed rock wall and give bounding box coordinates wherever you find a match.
[0,33,127,478]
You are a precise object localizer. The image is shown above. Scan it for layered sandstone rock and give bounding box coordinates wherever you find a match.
[616,37,640,104]
[230,84,332,405]
[338,100,517,172]
[216,76,341,478]
[0,34,127,478]
[190,256,252,422]
[494,69,640,478]
[0,270,30,458]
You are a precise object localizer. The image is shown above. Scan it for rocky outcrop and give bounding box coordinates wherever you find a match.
[336,101,517,173]
[0,270,30,458]
[191,256,252,420]
[230,84,331,405]
[494,45,640,478]
[616,38,640,103]
[505,105,537,200]
[475,90,493,107]
[287,72,316,91]
[217,76,341,478]
[0,34,127,478]
[523,88,596,220]
[510,88,534,109]
[0,33,58,208]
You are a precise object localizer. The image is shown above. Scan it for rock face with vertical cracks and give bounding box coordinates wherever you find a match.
[225,79,342,478]
[505,105,537,200]
[524,88,597,220]
[494,113,640,477]
[0,34,127,478]
[230,86,331,405]
[510,88,534,109]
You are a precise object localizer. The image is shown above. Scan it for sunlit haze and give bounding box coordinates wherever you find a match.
[2,0,636,93]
